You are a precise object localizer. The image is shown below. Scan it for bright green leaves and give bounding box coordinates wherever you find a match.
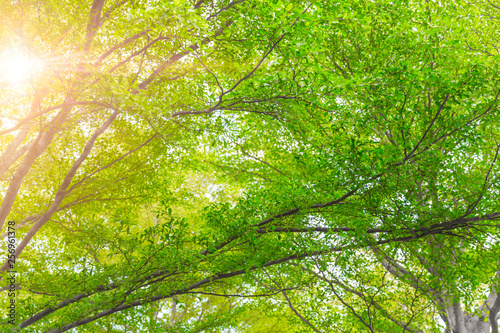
[2,0,500,332]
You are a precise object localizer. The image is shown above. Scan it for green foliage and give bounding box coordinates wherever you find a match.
[1,0,500,332]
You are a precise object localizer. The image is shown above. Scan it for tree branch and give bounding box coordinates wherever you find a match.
[0,108,120,272]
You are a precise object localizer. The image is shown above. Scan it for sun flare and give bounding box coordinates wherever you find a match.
[0,49,41,85]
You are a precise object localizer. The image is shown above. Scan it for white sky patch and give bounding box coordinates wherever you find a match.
[0,48,43,86]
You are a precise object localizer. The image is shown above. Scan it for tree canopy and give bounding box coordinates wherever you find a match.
[1,0,500,332]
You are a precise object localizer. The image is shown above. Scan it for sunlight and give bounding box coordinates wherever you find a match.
[0,48,41,85]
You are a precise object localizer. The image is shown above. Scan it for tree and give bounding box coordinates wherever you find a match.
[1,0,500,332]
